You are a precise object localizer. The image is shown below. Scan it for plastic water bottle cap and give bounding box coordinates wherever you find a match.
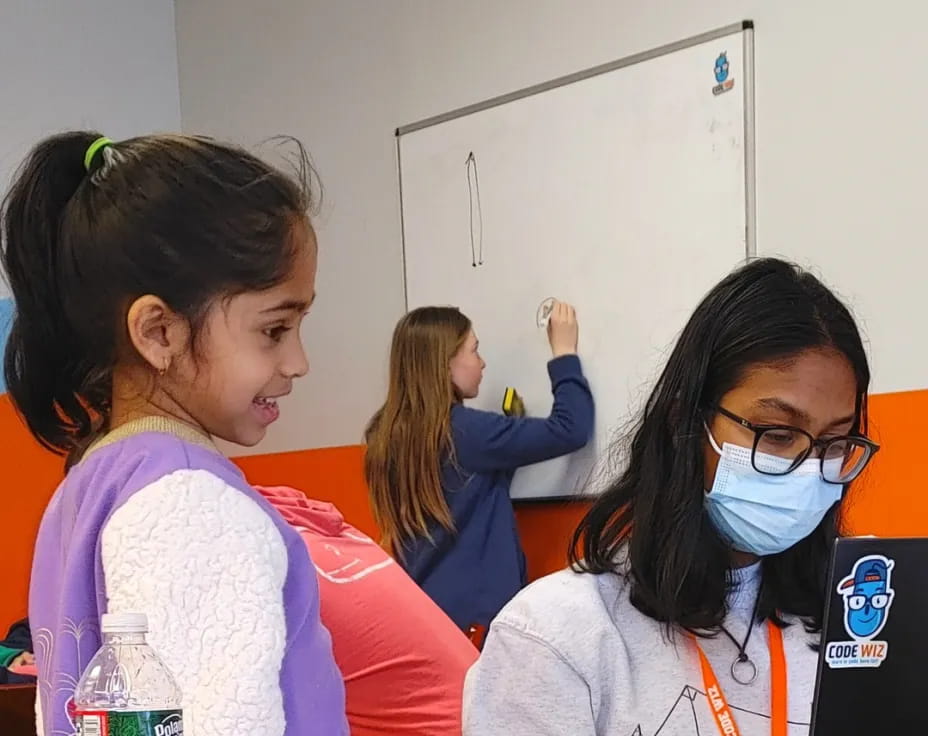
[101,612,149,634]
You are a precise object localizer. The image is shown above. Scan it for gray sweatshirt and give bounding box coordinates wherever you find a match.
[463,562,817,735]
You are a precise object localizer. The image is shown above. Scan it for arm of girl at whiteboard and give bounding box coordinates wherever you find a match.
[452,301,594,473]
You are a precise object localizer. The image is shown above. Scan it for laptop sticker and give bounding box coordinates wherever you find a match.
[825,554,895,669]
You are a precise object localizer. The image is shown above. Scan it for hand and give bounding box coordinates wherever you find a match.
[9,652,34,669]
[546,300,579,358]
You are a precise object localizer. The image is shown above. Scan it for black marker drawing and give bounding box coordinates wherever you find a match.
[626,682,807,735]
[465,151,483,267]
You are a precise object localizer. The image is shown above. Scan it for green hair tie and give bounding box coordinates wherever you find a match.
[83,137,114,172]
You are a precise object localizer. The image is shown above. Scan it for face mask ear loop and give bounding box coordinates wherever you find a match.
[704,421,724,456]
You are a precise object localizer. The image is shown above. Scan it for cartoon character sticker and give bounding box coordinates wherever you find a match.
[712,52,735,96]
[841,555,895,639]
[825,555,895,669]
[714,53,730,83]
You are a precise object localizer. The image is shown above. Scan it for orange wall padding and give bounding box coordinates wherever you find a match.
[3,389,926,630]
[233,446,595,581]
[1,395,66,629]
[233,446,378,539]
[841,389,924,535]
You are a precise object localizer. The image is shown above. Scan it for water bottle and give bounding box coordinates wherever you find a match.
[73,612,183,735]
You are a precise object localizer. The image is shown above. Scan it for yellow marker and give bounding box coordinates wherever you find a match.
[502,387,525,417]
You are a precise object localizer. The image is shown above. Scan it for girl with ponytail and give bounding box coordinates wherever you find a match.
[3,132,347,735]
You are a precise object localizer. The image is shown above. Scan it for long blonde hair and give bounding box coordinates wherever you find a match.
[365,306,472,556]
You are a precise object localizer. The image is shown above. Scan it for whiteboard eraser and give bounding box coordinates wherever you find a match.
[536,297,555,328]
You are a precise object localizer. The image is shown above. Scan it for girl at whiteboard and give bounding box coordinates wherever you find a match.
[463,259,879,736]
[364,301,594,634]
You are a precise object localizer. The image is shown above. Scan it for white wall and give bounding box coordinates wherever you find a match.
[0,0,183,301]
[175,0,928,454]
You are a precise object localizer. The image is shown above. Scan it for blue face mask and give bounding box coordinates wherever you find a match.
[704,428,843,557]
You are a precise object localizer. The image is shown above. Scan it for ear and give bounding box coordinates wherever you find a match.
[125,295,191,373]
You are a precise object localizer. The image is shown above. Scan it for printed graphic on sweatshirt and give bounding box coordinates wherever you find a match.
[626,684,809,735]
[295,527,395,584]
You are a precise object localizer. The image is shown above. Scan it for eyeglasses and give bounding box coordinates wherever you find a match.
[714,406,880,484]
[847,592,891,611]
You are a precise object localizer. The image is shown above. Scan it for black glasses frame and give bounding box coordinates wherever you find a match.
[713,405,880,484]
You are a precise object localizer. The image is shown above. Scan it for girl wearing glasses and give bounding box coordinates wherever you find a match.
[463,258,878,736]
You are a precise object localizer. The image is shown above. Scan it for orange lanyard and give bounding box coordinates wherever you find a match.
[693,621,787,736]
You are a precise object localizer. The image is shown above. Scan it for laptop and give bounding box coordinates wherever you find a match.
[811,536,928,732]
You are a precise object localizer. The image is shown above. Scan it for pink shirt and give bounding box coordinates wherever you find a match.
[257,486,478,735]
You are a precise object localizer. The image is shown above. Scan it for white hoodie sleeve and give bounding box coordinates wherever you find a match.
[101,469,288,736]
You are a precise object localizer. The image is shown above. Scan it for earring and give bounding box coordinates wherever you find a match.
[158,358,170,377]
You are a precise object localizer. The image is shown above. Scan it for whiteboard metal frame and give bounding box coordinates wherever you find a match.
[395,19,757,308]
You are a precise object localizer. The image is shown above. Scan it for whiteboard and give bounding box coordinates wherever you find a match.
[397,22,755,499]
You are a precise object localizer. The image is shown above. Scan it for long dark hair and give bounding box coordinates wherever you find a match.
[1,132,316,462]
[570,258,870,633]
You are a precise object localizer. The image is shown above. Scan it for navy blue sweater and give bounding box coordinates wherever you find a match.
[400,354,594,630]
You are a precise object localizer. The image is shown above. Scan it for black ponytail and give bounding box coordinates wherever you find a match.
[2,132,104,455]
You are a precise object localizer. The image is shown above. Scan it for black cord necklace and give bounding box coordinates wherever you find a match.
[718,592,762,685]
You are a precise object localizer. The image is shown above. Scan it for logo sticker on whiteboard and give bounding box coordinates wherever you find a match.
[712,52,735,96]
[824,554,895,669]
